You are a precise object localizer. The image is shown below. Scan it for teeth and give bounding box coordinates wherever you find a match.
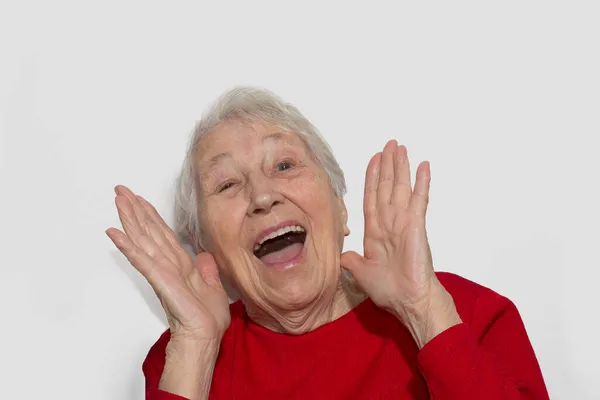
[254,225,305,252]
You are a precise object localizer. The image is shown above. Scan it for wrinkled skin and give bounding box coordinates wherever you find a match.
[341,140,461,348]
[195,119,358,334]
[106,186,231,342]
[107,118,360,339]
[107,122,460,348]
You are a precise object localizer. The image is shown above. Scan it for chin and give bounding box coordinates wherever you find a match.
[261,269,339,314]
[244,222,341,310]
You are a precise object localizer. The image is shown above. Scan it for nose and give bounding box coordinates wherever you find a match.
[246,174,284,216]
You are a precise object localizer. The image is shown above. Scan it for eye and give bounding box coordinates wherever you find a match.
[217,181,236,193]
[276,160,294,172]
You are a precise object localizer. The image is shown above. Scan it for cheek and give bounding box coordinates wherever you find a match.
[306,193,346,251]
[295,171,334,209]
[203,199,246,249]
[296,191,342,242]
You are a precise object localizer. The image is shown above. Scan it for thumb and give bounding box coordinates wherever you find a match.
[194,252,224,291]
[340,250,367,275]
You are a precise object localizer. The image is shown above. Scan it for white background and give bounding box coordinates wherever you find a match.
[1,1,599,399]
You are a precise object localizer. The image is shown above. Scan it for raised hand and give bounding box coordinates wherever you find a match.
[340,140,461,348]
[106,185,230,343]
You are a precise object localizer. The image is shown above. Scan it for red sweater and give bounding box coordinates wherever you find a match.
[142,272,549,399]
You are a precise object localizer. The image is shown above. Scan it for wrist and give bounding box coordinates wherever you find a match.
[160,337,221,399]
[394,284,462,349]
[165,336,221,361]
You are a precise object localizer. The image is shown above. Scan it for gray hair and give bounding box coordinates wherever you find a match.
[174,86,347,250]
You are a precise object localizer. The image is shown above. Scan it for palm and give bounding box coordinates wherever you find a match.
[106,185,230,341]
[341,141,435,311]
[152,254,230,340]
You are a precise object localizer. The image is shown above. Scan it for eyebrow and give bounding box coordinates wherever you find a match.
[204,132,290,166]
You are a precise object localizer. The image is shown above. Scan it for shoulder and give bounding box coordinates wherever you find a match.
[142,301,247,377]
[435,271,519,330]
[435,271,498,301]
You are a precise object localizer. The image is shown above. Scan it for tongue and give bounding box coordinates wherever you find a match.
[260,243,303,265]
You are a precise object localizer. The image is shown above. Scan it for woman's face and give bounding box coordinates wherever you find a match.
[196,119,349,314]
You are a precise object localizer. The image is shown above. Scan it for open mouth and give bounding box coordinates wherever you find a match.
[253,224,307,265]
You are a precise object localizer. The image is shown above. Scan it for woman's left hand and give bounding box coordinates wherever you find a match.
[341,140,462,348]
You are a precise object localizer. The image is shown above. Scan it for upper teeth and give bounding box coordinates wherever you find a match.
[254,225,305,251]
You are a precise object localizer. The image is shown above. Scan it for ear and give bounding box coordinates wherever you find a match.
[338,197,350,237]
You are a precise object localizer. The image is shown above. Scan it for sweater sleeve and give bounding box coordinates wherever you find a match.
[146,388,189,400]
[144,361,190,400]
[416,298,549,399]
[142,330,191,400]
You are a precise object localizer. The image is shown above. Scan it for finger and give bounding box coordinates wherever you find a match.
[106,227,166,293]
[115,195,145,247]
[116,185,152,227]
[115,185,137,202]
[115,184,138,212]
[136,195,181,248]
[133,198,181,266]
[377,140,397,206]
[340,251,371,289]
[115,196,173,266]
[115,187,177,261]
[390,145,412,209]
[408,161,431,217]
[115,188,187,271]
[117,186,177,244]
[136,195,192,270]
[194,252,223,291]
[114,185,148,234]
[364,152,382,235]
[340,250,367,274]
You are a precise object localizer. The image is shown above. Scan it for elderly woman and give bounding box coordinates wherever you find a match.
[106,87,549,400]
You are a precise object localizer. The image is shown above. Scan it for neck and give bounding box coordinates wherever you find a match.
[244,276,366,335]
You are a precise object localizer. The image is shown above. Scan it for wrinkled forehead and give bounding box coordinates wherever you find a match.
[194,119,308,168]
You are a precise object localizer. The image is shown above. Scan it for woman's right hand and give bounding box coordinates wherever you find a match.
[106,185,231,343]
